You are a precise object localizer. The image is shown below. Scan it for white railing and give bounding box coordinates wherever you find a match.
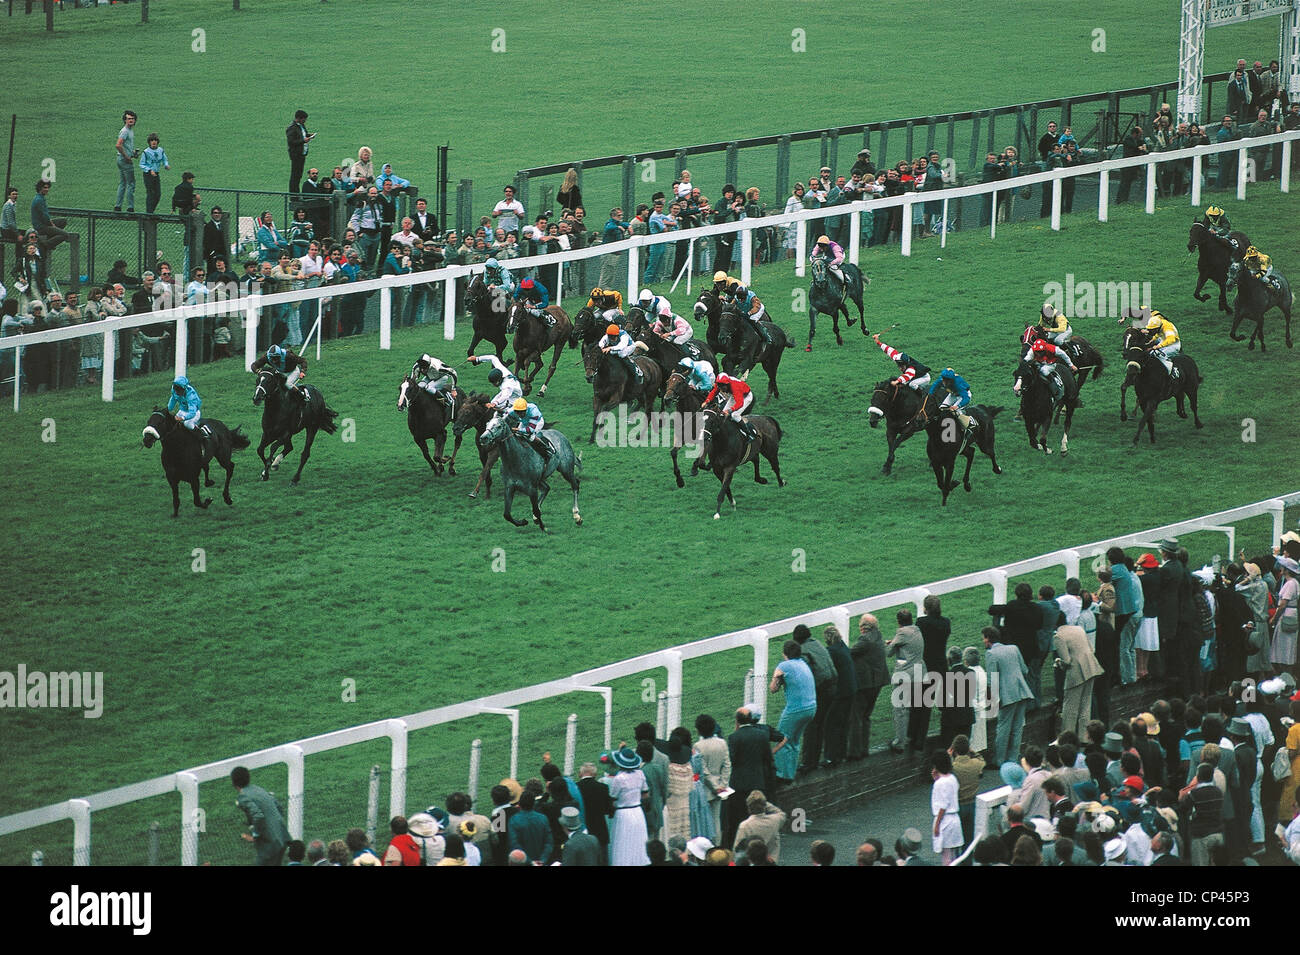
[2,492,1295,864]
[2,130,1296,413]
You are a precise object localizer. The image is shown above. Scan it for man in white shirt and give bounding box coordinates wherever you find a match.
[299,241,324,279]
[391,218,419,250]
[492,185,525,235]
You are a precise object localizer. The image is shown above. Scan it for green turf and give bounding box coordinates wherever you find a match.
[2,182,1299,862]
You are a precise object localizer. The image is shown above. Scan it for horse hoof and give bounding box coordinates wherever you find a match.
[713,513,721,520]
[835,337,844,346]
[755,477,768,485]
[1195,421,1204,429]
[468,492,478,499]
[171,512,178,519]
[538,386,547,398]
[448,465,457,476]
[290,478,299,486]
[224,496,234,506]
[846,316,856,327]
[805,344,813,352]
[994,466,1003,475]
[260,471,269,481]
[204,479,215,488]
[200,499,213,509]
[676,476,685,488]
[1044,448,1053,455]
[573,513,582,525]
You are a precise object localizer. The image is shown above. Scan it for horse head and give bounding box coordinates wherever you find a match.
[867,380,898,428]
[252,367,280,406]
[1021,324,1042,347]
[452,392,491,437]
[810,256,828,287]
[397,372,417,412]
[664,370,688,404]
[570,307,593,348]
[1188,219,1205,253]
[1225,260,1241,292]
[506,300,526,334]
[142,408,170,447]
[476,413,508,450]
[1012,359,1037,397]
[624,306,649,337]
[581,342,604,384]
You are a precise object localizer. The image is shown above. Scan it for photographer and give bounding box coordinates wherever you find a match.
[1115,125,1148,204]
[711,184,744,275]
[980,152,1009,228]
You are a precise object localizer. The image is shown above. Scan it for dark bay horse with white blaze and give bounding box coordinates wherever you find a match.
[465,274,510,358]
[581,343,663,441]
[252,368,339,484]
[692,407,785,520]
[142,409,249,517]
[1225,260,1293,351]
[507,301,571,397]
[1119,328,1202,444]
[808,256,867,347]
[868,379,925,475]
[397,372,463,476]
[717,306,793,399]
[1187,221,1250,314]
[1012,358,1077,455]
[477,417,582,530]
[905,393,1003,506]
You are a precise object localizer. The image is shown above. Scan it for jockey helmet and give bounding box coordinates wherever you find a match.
[487,368,504,385]
[638,289,653,304]
[1243,245,1261,262]
[485,258,500,271]
[520,278,534,290]
[713,270,729,283]
[267,344,286,361]
[733,285,747,299]
[1204,206,1224,220]
[590,287,603,299]
[816,235,831,245]
[941,368,956,381]
[606,324,621,337]
[172,379,186,395]
[1040,302,1057,320]
[419,353,433,367]
[512,397,528,412]
[678,357,696,370]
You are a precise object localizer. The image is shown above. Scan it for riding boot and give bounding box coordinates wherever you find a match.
[530,436,552,460]
[199,424,214,459]
[738,418,758,445]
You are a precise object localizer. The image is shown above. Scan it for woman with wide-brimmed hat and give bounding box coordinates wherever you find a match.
[1269,555,1299,676]
[606,747,650,866]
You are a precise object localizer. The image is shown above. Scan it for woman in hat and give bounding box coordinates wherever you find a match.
[1278,700,1300,824]
[1134,554,1162,680]
[1269,555,1299,676]
[606,746,650,866]
[1237,563,1272,680]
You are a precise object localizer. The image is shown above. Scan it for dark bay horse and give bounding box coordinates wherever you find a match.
[1020,325,1104,404]
[477,416,582,530]
[907,393,1003,506]
[718,306,793,399]
[397,372,463,476]
[465,274,510,358]
[663,370,710,488]
[867,379,925,475]
[1012,358,1077,455]
[691,407,785,520]
[507,301,571,397]
[569,305,608,350]
[808,256,867,347]
[142,409,249,517]
[581,344,663,442]
[1226,260,1293,351]
[452,392,500,499]
[1188,221,1250,314]
[252,368,339,484]
[1119,328,1203,444]
[635,327,717,384]
[693,288,725,355]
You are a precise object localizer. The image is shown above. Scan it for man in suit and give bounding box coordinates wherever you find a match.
[286,109,314,195]
[886,609,926,753]
[575,762,611,857]
[507,792,552,864]
[988,584,1043,699]
[203,207,227,274]
[983,625,1034,768]
[1149,830,1181,865]
[693,714,731,838]
[895,827,933,865]
[848,614,890,759]
[231,765,291,866]
[1032,586,1064,710]
[726,704,783,848]
[412,197,438,243]
[793,623,838,773]
[633,723,668,841]
[488,784,518,867]
[559,806,602,866]
[1054,623,1104,738]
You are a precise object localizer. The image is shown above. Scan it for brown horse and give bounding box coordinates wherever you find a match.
[507,302,572,398]
[690,407,785,520]
[451,392,501,498]
[663,370,710,488]
[581,343,664,442]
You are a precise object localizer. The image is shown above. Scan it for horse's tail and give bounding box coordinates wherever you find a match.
[229,426,251,452]
[982,405,1005,420]
[320,405,340,435]
[1090,352,1104,380]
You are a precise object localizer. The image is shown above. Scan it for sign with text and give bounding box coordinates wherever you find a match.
[1207,0,1293,28]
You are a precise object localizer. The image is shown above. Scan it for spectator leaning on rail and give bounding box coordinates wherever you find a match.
[231,765,291,866]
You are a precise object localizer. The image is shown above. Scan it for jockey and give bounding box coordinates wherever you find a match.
[167,375,213,451]
[252,344,308,403]
[712,270,741,297]
[585,287,624,325]
[505,396,551,459]
[515,277,555,327]
[484,257,516,297]
[412,352,458,410]
[728,283,773,345]
[872,333,932,391]
[652,309,694,347]
[470,353,523,423]
[676,356,715,398]
[598,323,644,385]
[637,288,673,323]
[1202,206,1234,249]
[703,372,757,444]
[1037,303,1072,344]
[1242,245,1282,292]
[929,368,977,438]
[1018,337,1080,404]
[1126,307,1182,377]
[811,235,846,285]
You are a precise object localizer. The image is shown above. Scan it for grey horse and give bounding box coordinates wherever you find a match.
[1225,260,1293,351]
[477,417,582,530]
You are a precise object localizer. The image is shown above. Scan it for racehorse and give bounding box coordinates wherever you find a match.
[397,371,463,476]
[1188,221,1250,314]
[142,409,249,517]
[1119,327,1203,445]
[252,368,339,484]
[622,305,651,338]
[808,256,867,347]
[1012,358,1077,455]
[662,369,710,488]
[1225,260,1293,351]
[451,392,500,499]
[634,326,718,383]
[465,274,510,359]
[507,301,571,397]
[907,393,1003,506]
[569,305,608,350]
[693,288,725,354]
[477,416,582,530]
[1020,325,1104,406]
[717,306,793,399]
[867,379,925,475]
[690,407,785,520]
[581,342,663,442]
